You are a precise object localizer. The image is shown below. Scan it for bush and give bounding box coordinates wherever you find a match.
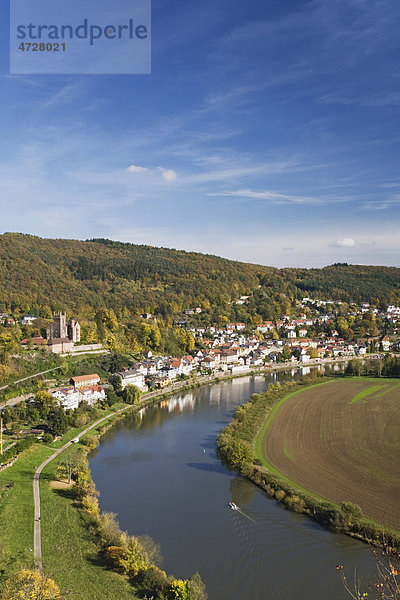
[104,545,125,570]
[284,495,307,513]
[81,434,98,450]
[97,512,125,547]
[136,565,169,597]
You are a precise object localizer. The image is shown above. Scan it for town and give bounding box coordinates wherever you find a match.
[1,297,399,413]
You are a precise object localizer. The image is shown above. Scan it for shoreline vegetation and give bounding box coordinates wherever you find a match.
[217,371,400,552]
[0,380,215,599]
[0,359,395,598]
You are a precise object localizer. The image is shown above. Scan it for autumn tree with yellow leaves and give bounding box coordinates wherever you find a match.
[1,569,62,600]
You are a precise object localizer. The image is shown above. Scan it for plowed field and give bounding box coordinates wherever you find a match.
[261,379,400,529]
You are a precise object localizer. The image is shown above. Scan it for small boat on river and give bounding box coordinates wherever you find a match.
[229,502,238,510]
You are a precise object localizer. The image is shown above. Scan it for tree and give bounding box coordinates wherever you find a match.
[123,385,141,405]
[56,455,82,484]
[0,332,19,364]
[48,407,68,436]
[109,374,122,392]
[105,387,119,406]
[119,536,152,578]
[188,573,208,600]
[34,390,55,419]
[338,547,400,600]
[281,345,291,361]
[169,579,190,600]
[1,569,62,599]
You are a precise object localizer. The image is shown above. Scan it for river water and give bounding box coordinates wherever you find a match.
[90,368,376,600]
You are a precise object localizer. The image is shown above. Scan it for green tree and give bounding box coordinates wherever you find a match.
[48,407,68,436]
[123,385,141,405]
[0,332,19,364]
[188,573,208,600]
[119,536,152,578]
[34,390,56,419]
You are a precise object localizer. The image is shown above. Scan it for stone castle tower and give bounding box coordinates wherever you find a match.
[46,313,80,342]
[67,319,81,343]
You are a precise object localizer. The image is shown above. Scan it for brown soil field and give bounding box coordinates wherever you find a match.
[262,379,400,530]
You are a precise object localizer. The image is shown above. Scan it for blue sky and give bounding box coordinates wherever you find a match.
[1,0,400,267]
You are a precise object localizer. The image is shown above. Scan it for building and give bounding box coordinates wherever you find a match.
[71,374,101,388]
[46,313,81,346]
[21,337,47,347]
[78,385,106,406]
[47,338,74,354]
[52,387,81,410]
[52,383,105,409]
[68,319,81,342]
[117,368,147,391]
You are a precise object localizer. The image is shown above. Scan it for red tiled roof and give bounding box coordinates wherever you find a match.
[71,374,100,382]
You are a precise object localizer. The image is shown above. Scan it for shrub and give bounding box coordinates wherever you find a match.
[275,489,286,501]
[81,434,98,450]
[104,546,125,570]
[97,512,125,547]
[136,565,169,597]
[1,568,62,599]
[284,495,307,513]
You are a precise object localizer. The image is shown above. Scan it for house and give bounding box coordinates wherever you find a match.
[298,328,308,338]
[381,336,391,351]
[118,368,147,391]
[52,387,81,410]
[299,350,310,363]
[78,385,106,406]
[220,349,239,364]
[21,337,47,347]
[21,315,37,325]
[155,376,171,388]
[71,374,100,388]
[256,322,274,333]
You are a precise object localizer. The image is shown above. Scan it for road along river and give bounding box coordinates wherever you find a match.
[89,368,376,600]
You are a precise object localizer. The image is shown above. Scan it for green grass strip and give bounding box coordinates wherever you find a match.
[350,384,385,404]
[40,447,137,600]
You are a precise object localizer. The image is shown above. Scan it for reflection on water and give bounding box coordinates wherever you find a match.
[90,366,377,600]
[230,477,256,507]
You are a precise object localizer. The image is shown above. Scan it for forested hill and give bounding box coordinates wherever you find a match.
[0,233,400,318]
[0,233,269,315]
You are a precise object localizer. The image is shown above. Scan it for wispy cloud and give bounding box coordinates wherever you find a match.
[208,188,323,204]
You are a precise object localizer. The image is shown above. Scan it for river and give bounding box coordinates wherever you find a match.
[89,368,376,600]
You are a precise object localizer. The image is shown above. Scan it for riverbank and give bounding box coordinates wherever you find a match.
[0,361,358,597]
[0,376,213,598]
[217,377,400,552]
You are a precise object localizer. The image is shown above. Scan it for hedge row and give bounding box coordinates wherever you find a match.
[0,435,37,467]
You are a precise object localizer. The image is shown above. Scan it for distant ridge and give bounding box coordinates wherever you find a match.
[0,232,399,315]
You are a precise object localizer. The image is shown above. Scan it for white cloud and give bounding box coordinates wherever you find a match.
[209,188,322,204]
[159,168,177,182]
[332,237,356,248]
[126,164,177,181]
[127,165,148,173]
